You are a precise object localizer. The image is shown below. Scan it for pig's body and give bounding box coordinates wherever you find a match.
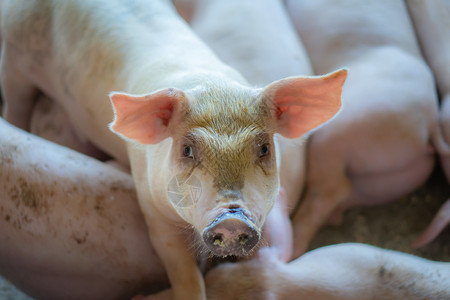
[406,0,450,247]
[286,0,442,256]
[1,0,346,298]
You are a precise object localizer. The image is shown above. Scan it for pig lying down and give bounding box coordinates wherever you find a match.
[205,243,450,300]
[0,0,346,298]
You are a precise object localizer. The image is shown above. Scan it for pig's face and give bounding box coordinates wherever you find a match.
[109,69,347,257]
[168,84,280,256]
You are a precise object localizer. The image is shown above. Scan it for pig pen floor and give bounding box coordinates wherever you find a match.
[1,164,449,299]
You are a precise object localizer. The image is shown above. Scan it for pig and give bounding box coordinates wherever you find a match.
[286,0,445,257]
[205,243,450,299]
[406,0,450,248]
[0,0,347,298]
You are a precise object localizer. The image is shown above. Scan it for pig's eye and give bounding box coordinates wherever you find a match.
[259,144,270,158]
[183,146,194,158]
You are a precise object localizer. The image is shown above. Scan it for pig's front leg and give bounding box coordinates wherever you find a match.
[144,218,205,300]
[128,148,205,300]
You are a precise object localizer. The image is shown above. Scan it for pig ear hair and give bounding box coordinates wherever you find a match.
[265,68,348,139]
[109,88,186,144]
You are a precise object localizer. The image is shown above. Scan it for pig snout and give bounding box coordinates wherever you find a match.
[202,208,260,257]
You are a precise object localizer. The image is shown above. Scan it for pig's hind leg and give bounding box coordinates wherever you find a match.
[0,45,39,130]
[412,198,450,248]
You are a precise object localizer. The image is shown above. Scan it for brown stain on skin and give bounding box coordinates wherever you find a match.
[8,177,50,215]
[0,144,18,166]
[0,141,51,232]
[3,176,51,232]
[71,231,89,245]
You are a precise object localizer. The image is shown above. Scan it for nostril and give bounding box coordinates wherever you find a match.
[212,233,224,246]
[238,233,249,245]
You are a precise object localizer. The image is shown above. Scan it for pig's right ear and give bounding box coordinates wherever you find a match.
[109,88,186,144]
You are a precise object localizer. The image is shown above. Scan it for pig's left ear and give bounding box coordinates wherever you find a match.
[109,88,186,144]
[264,69,347,139]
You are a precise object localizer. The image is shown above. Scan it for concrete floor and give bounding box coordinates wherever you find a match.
[309,165,450,261]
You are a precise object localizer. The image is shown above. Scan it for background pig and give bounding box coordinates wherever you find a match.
[29,94,110,161]
[0,0,346,298]
[205,243,450,299]
[406,0,450,248]
[286,0,443,257]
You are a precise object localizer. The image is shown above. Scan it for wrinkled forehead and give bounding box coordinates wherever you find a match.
[189,126,272,191]
[183,82,272,132]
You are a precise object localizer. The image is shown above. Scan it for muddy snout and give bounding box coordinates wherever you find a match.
[202,208,260,257]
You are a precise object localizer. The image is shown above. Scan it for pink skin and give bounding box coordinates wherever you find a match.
[412,199,450,248]
[286,0,441,256]
[204,243,450,300]
[406,0,450,248]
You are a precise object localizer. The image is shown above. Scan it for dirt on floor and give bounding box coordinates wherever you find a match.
[309,164,450,261]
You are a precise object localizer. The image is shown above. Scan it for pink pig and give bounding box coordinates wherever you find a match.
[0,0,346,298]
[286,0,447,256]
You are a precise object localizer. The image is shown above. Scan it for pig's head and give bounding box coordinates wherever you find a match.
[109,69,347,257]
